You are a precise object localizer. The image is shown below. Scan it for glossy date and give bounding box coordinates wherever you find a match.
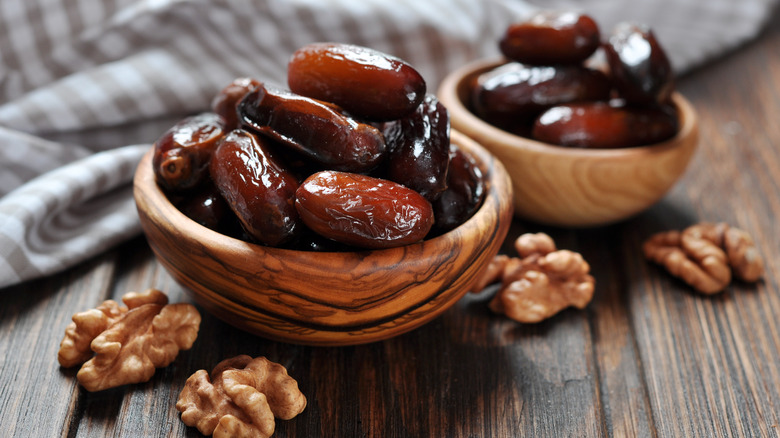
[238,85,387,173]
[500,11,600,65]
[152,113,225,192]
[433,143,485,232]
[211,77,262,130]
[604,22,674,105]
[382,94,451,202]
[471,62,612,131]
[288,42,426,121]
[173,183,231,232]
[532,101,679,148]
[295,171,435,249]
[209,129,300,246]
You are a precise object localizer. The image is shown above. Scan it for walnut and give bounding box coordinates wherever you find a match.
[472,233,595,323]
[176,355,307,438]
[490,250,595,323]
[58,288,201,391]
[513,232,556,258]
[58,299,128,368]
[469,254,510,293]
[643,222,764,294]
[723,227,764,282]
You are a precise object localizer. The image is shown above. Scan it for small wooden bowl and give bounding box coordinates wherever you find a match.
[134,130,513,346]
[438,58,699,227]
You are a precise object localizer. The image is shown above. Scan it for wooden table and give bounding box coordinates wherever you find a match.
[3,15,780,438]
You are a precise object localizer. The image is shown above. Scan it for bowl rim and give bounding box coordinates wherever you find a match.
[134,129,511,264]
[438,57,698,158]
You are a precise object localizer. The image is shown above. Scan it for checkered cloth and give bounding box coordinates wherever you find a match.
[0,0,776,288]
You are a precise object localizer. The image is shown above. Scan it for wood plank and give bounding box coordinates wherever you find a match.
[625,13,780,437]
[575,224,658,438]
[66,236,193,437]
[0,253,117,438]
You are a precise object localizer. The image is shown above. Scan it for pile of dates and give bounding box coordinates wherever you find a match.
[470,11,679,148]
[153,43,485,250]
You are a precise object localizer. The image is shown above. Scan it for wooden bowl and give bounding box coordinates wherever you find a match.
[438,58,699,227]
[133,130,513,346]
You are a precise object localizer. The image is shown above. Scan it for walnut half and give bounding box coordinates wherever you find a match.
[58,288,201,392]
[643,222,764,294]
[176,355,307,438]
[472,233,595,323]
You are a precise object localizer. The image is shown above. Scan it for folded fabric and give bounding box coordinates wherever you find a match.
[0,144,147,288]
[0,0,776,289]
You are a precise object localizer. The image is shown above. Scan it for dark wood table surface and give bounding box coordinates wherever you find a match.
[3,14,780,438]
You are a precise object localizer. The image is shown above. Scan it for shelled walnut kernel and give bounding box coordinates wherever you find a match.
[471,232,595,323]
[176,355,306,438]
[643,222,764,294]
[58,288,201,392]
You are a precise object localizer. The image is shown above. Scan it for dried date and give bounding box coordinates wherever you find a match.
[211,77,262,130]
[152,113,225,192]
[295,171,434,249]
[382,94,451,202]
[471,63,611,131]
[288,42,426,121]
[174,183,231,232]
[500,11,600,65]
[238,84,386,173]
[433,143,485,231]
[532,101,679,148]
[603,22,674,105]
[210,129,300,246]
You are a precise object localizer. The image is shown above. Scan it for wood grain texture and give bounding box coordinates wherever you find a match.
[2,10,780,438]
[438,59,699,228]
[133,130,513,346]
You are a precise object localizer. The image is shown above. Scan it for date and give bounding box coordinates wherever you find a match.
[382,94,451,202]
[287,42,426,121]
[238,84,387,173]
[500,11,601,65]
[152,113,225,192]
[173,183,231,232]
[471,62,612,131]
[433,143,485,232]
[295,171,434,249]
[211,77,262,130]
[209,129,300,246]
[532,101,679,148]
[604,22,674,105]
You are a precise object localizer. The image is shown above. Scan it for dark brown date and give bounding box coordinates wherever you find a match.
[287,42,426,121]
[173,183,231,231]
[433,144,485,232]
[295,171,434,249]
[283,227,355,252]
[382,94,451,202]
[210,129,300,246]
[603,22,674,104]
[152,113,225,192]
[471,62,612,131]
[532,101,679,148]
[211,77,262,130]
[238,85,387,173]
[500,11,600,65]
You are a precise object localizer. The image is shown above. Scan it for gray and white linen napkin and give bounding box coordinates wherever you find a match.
[1,0,776,289]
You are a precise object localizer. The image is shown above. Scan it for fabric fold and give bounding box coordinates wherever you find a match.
[0,145,148,288]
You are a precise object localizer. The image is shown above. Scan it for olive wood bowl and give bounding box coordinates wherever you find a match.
[438,58,699,227]
[134,130,513,346]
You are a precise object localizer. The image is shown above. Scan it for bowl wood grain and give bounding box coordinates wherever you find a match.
[134,130,513,346]
[438,58,699,227]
